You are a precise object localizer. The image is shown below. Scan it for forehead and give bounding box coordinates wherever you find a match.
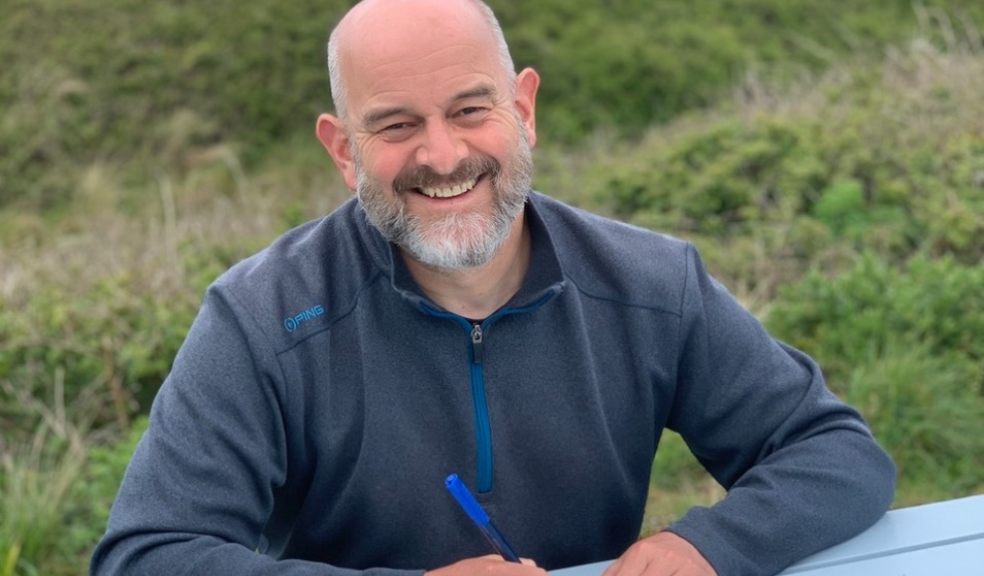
[337,1,507,115]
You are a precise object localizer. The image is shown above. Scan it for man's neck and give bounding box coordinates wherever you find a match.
[401,212,531,320]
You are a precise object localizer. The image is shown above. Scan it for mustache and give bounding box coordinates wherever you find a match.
[392,155,499,192]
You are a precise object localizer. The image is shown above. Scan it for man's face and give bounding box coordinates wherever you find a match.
[320,0,539,270]
[352,113,533,269]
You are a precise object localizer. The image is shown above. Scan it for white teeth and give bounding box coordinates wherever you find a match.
[420,176,478,198]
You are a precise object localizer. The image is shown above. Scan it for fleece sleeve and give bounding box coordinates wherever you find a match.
[89,287,423,576]
[664,245,896,576]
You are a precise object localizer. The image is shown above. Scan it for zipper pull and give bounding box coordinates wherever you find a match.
[471,323,484,364]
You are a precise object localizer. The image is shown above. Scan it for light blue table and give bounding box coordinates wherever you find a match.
[550,494,984,575]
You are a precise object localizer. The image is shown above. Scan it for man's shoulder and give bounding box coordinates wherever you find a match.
[207,198,382,346]
[531,192,693,314]
[532,192,688,252]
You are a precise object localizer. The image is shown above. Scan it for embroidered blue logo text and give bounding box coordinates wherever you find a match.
[283,304,326,333]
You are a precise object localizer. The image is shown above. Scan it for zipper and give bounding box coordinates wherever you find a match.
[418,291,560,494]
[469,322,493,492]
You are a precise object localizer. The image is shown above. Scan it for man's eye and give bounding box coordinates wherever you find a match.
[381,122,413,132]
[458,107,486,116]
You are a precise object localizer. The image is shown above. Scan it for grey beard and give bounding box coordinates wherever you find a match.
[355,130,533,270]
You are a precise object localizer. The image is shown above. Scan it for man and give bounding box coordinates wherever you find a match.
[91,1,895,575]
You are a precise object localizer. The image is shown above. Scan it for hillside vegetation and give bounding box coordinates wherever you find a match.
[2,0,981,210]
[1,1,982,574]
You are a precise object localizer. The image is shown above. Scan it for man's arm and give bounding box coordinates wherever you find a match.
[89,288,421,576]
[639,245,895,576]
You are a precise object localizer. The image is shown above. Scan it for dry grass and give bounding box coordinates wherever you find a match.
[0,144,348,307]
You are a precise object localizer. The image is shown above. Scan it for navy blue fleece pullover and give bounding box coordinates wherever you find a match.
[91,192,895,575]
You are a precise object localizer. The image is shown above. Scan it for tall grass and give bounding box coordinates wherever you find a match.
[0,377,88,576]
[0,372,150,576]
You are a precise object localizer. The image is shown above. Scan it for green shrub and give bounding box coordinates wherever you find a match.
[762,249,983,501]
[567,41,983,304]
[0,277,196,438]
[766,254,983,390]
[813,179,866,233]
[651,431,711,490]
[843,346,983,499]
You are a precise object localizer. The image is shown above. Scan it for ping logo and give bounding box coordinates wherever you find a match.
[283,304,326,333]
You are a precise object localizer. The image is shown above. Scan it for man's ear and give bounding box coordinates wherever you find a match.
[316,114,357,191]
[514,67,540,148]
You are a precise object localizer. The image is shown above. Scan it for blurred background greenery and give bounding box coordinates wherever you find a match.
[1,0,982,573]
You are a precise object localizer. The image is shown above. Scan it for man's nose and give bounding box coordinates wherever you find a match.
[415,120,467,175]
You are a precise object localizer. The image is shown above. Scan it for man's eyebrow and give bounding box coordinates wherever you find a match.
[362,106,412,128]
[449,85,497,103]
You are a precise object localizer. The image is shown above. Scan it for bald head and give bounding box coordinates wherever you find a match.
[326,0,516,122]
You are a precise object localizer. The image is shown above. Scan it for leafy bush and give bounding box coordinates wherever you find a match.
[566,41,983,306]
[765,254,983,388]
[0,276,196,439]
[842,346,983,501]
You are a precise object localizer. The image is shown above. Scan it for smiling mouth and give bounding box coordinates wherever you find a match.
[414,175,481,199]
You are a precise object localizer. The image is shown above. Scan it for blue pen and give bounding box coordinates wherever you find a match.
[445,473,521,562]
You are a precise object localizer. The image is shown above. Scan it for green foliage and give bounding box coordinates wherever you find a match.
[493,0,984,140]
[0,0,351,210]
[0,276,196,437]
[572,43,983,308]
[0,445,85,576]
[651,430,710,490]
[3,0,982,210]
[766,254,983,388]
[843,346,982,496]
[59,417,149,573]
[813,179,866,234]
[0,403,87,576]
[0,415,147,576]
[651,254,984,512]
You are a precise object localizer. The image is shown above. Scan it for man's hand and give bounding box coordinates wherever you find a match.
[603,532,716,576]
[425,554,546,576]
